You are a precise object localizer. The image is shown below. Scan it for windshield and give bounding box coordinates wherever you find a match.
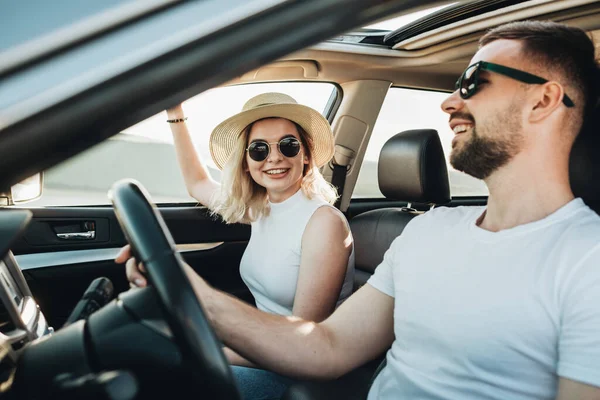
[0,0,135,52]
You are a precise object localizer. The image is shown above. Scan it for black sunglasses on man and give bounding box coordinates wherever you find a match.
[455,61,575,107]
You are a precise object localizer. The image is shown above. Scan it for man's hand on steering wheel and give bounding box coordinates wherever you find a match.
[115,244,213,301]
[116,244,148,288]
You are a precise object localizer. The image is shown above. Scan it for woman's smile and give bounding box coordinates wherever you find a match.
[263,168,290,178]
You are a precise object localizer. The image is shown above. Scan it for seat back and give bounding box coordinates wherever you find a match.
[570,106,600,212]
[351,129,451,290]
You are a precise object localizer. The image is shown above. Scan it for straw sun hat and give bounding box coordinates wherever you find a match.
[209,92,335,170]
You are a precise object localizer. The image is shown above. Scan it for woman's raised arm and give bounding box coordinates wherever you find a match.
[167,104,220,207]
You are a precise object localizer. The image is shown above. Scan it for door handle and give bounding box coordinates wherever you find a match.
[56,231,96,240]
[53,221,96,241]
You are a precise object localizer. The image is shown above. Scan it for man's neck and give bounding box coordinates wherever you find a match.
[478,154,575,232]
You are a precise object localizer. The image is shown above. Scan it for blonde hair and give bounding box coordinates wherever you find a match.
[211,119,338,224]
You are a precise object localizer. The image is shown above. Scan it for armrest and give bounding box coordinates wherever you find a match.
[281,356,386,400]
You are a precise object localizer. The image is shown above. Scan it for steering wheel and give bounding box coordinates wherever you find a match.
[109,179,240,399]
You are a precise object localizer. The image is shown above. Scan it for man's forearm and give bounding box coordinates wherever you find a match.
[194,277,341,379]
[184,264,395,380]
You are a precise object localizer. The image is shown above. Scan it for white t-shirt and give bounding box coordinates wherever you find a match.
[367,198,600,400]
[240,189,355,316]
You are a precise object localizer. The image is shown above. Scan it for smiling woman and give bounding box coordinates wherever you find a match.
[208,92,337,221]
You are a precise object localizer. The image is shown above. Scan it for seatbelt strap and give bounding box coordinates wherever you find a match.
[331,145,355,210]
[331,163,346,209]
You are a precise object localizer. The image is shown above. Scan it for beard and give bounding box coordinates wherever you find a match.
[450,104,524,180]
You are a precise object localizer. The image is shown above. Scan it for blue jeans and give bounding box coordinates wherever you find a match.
[232,366,295,400]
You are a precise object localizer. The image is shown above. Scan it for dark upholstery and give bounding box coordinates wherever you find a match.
[351,208,418,287]
[570,108,600,212]
[378,129,451,204]
[281,364,373,400]
[352,129,451,290]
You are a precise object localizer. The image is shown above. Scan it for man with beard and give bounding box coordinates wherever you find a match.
[125,20,600,399]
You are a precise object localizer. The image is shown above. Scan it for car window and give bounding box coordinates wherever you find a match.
[27,82,337,206]
[0,0,130,52]
[353,87,488,199]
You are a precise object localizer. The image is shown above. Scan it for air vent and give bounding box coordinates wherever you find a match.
[0,303,16,334]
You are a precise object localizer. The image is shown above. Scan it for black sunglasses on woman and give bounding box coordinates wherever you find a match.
[246,137,301,162]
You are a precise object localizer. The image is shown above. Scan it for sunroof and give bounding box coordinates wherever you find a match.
[363,3,457,32]
[328,3,457,47]
[384,0,530,46]
[336,0,535,48]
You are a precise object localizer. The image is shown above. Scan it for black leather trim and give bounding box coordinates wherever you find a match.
[282,357,384,400]
[570,110,600,212]
[350,208,420,290]
[378,129,451,204]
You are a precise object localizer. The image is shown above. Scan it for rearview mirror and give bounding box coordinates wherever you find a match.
[0,173,44,206]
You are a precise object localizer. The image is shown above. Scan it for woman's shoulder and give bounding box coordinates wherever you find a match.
[300,192,346,221]
[299,190,333,208]
[305,203,350,236]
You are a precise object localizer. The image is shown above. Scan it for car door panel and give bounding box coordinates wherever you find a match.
[10,207,250,252]
[8,205,251,328]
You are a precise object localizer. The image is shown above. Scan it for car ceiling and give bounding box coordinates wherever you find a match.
[227,0,600,92]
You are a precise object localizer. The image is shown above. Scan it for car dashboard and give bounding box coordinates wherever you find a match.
[0,209,211,400]
[0,210,52,396]
[0,251,53,348]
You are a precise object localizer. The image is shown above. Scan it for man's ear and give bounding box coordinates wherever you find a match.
[529,81,565,123]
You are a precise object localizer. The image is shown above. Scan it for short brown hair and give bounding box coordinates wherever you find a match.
[480,21,599,118]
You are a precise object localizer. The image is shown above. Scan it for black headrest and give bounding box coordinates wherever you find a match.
[378,129,451,205]
[570,108,600,210]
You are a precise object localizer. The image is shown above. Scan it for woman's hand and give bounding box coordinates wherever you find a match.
[115,244,148,288]
[166,102,221,207]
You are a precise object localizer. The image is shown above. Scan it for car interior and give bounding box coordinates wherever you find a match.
[0,0,599,399]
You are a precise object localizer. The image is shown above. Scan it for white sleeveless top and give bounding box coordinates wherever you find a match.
[239,189,355,316]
